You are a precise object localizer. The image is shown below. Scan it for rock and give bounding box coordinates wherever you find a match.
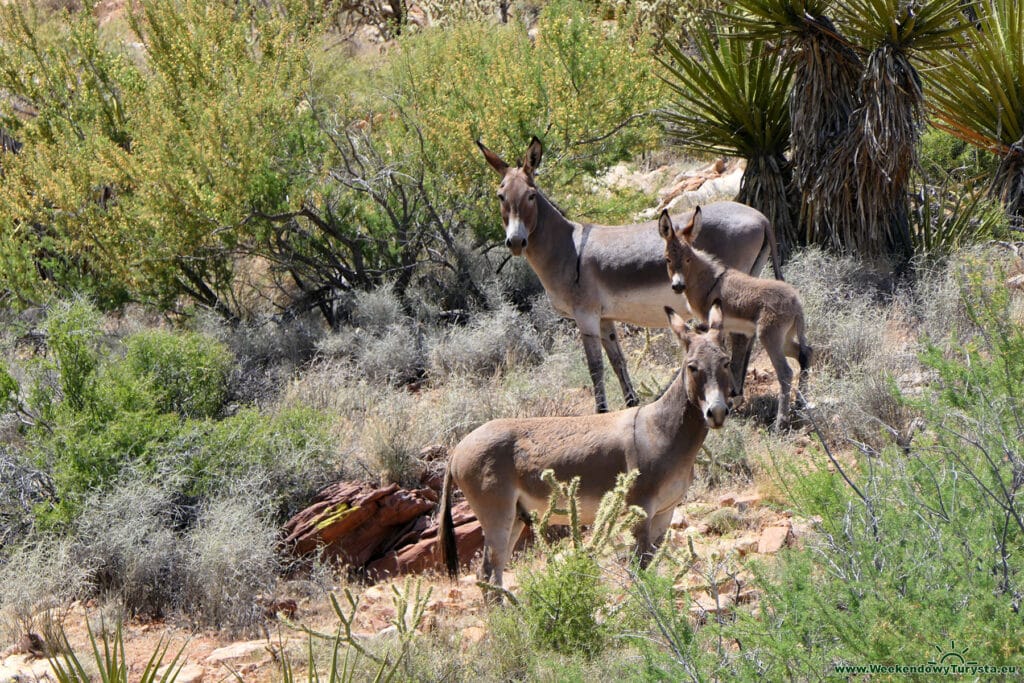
[1007,273,1024,290]
[0,653,55,682]
[731,537,759,557]
[669,507,688,529]
[734,495,761,512]
[205,640,269,664]
[281,481,438,565]
[160,663,205,683]
[718,493,737,508]
[757,525,793,554]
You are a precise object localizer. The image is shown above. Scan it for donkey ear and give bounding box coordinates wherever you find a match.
[477,139,509,176]
[658,210,674,242]
[522,136,543,176]
[679,205,703,243]
[708,301,724,331]
[664,306,691,345]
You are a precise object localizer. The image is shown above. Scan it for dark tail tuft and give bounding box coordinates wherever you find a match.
[438,463,459,580]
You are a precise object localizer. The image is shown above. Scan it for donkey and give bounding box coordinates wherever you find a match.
[438,310,734,590]
[659,208,812,430]
[478,136,783,413]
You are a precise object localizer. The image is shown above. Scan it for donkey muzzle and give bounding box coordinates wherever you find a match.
[671,281,685,293]
[505,236,527,255]
[705,402,729,428]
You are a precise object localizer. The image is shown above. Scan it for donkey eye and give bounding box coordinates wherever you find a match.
[497,193,505,202]
[687,363,699,373]
[527,192,536,201]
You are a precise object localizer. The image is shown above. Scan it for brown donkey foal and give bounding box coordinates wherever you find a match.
[659,208,812,430]
[437,312,733,594]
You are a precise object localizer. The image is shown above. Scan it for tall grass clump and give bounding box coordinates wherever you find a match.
[75,478,183,619]
[0,538,86,643]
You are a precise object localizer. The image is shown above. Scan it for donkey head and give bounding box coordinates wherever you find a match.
[658,207,703,294]
[478,136,544,255]
[665,306,732,428]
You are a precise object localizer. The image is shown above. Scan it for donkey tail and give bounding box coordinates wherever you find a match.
[765,220,785,281]
[438,462,459,579]
[796,313,812,373]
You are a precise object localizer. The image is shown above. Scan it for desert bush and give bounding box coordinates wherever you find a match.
[380,0,663,243]
[0,537,87,642]
[164,406,340,521]
[41,298,104,413]
[519,548,608,657]
[428,304,545,381]
[0,448,51,550]
[183,481,280,632]
[74,478,184,619]
[703,261,1024,677]
[125,329,233,418]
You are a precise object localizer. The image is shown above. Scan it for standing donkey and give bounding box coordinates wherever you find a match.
[438,311,734,591]
[478,136,783,413]
[659,208,812,430]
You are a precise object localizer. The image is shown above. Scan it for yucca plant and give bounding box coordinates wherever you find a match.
[911,172,1008,255]
[830,0,969,262]
[48,619,186,683]
[657,21,797,256]
[729,0,862,251]
[731,0,969,263]
[928,0,1024,227]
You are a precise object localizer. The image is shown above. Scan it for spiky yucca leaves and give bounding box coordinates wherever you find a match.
[928,0,1024,227]
[657,23,796,255]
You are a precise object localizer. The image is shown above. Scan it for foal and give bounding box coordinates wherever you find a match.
[659,208,812,430]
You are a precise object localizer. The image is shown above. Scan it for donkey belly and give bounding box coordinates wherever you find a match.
[600,285,695,328]
[722,313,757,337]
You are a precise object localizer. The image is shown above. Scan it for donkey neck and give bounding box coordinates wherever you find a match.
[522,191,580,286]
[685,247,727,320]
[636,368,707,449]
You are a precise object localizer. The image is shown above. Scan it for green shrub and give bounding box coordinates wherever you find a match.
[520,548,608,657]
[44,298,103,413]
[125,329,233,418]
[709,259,1024,677]
[380,0,663,242]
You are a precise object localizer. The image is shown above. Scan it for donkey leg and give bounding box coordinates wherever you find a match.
[578,317,609,413]
[761,327,794,431]
[648,508,675,551]
[727,332,754,397]
[600,320,639,408]
[478,521,513,603]
[783,323,813,408]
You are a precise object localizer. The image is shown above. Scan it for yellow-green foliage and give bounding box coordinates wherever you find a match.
[0,1,320,310]
[379,0,664,238]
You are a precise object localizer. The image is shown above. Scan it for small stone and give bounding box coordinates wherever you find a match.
[670,508,689,529]
[205,640,267,664]
[732,538,759,557]
[734,495,761,512]
[718,493,737,507]
[160,663,205,683]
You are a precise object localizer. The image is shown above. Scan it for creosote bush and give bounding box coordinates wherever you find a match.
[125,329,233,418]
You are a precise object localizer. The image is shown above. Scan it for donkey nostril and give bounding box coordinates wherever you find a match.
[672,282,685,293]
[505,238,513,248]
[521,238,528,249]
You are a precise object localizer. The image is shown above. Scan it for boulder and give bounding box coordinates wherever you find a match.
[281,481,437,566]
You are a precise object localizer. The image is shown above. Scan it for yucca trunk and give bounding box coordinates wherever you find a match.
[788,16,863,248]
